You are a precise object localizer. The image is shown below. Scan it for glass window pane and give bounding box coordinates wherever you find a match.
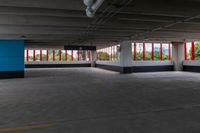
[97,49,108,61]
[28,50,33,61]
[61,50,66,61]
[35,50,40,61]
[73,50,78,61]
[48,50,53,61]
[42,50,47,61]
[67,50,72,61]
[24,50,27,61]
[54,50,59,61]
[195,41,200,60]
[136,43,143,60]
[85,50,89,61]
[145,43,152,60]
[113,46,117,61]
[162,43,169,61]
[154,43,160,61]
[82,50,87,61]
[186,42,192,60]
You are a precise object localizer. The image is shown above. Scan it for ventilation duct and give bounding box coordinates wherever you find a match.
[83,0,104,18]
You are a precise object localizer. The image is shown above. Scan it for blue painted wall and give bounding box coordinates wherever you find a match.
[0,40,24,72]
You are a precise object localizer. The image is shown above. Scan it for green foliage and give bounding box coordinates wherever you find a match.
[154,51,160,60]
[26,50,90,62]
[162,54,169,61]
[188,42,200,60]
[133,51,169,61]
[97,52,110,61]
[195,42,200,60]
[136,52,143,60]
[146,52,152,60]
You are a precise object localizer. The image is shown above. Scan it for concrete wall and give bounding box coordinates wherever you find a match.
[96,61,120,66]
[25,61,91,68]
[183,60,200,66]
[96,61,174,73]
[0,40,24,78]
[183,60,200,72]
[96,61,173,67]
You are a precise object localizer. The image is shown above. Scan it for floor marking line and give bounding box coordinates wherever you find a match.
[0,123,53,132]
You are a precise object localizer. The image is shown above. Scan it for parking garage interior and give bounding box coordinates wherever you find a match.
[1,0,200,132]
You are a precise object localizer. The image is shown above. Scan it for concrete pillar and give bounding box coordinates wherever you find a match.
[91,50,97,67]
[172,42,184,71]
[120,41,132,67]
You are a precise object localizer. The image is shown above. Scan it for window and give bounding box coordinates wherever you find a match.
[184,41,200,60]
[25,49,92,62]
[145,43,152,60]
[86,50,91,61]
[154,43,160,61]
[185,42,192,60]
[25,50,28,61]
[97,45,119,61]
[162,43,171,61]
[132,42,172,61]
[35,50,40,61]
[97,48,109,61]
[42,50,47,61]
[195,42,200,60]
[136,43,143,60]
[61,50,66,61]
[28,50,34,61]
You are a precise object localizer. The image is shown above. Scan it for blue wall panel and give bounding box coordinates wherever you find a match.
[0,40,24,72]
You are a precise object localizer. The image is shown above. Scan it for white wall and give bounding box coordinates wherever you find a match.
[96,61,120,66]
[183,60,200,66]
[96,61,173,67]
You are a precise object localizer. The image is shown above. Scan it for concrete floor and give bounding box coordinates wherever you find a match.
[0,68,200,133]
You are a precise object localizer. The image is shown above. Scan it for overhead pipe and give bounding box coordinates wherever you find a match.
[83,0,105,18]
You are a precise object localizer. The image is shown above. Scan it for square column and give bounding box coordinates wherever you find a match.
[120,41,132,67]
[119,41,133,73]
[0,40,24,78]
[172,42,184,71]
[91,50,97,67]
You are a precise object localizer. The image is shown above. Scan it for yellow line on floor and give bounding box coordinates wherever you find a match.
[0,123,53,132]
[95,78,107,84]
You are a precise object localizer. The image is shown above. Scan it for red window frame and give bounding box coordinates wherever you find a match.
[65,50,68,61]
[191,41,195,60]
[168,43,171,60]
[143,42,146,60]
[78,50,80,61]
[53,50,55,61]
[111,46,112,61]
[46,50,49,61]
[33,50,36,61]
[152,43,154,61]
[133,42,136,61]
[160,43,163,60]
[26,50,29,62]
[40,50,42,61]
[59,50,62,61]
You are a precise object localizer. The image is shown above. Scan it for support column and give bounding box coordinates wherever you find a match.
[91,50,97,67]
[120,41,132,73]
[0,40,24,78]
[172,42,184,71]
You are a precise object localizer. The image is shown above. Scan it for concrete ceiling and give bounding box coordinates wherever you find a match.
[0,0,199,47]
